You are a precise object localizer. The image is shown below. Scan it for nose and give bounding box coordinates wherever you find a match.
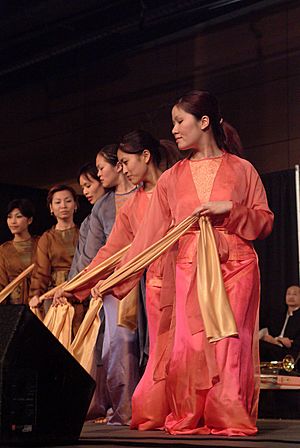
[172,123,178,135]
[122,165,128,175]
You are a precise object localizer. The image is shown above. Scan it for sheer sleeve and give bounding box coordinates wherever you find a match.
[29,232,51,297]
[225,164,273,240]
[112,172,173,300]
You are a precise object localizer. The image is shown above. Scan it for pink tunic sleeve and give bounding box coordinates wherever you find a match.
[224,163,273,240]
[112,172,173,300]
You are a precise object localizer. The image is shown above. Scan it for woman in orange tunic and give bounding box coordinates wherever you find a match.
[109,91,274,436]
[0,198,38,305]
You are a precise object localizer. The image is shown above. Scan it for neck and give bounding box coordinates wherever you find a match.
[143,165,162,192]
[115,174,135,194]
[288,305,299,314]
[191,135,222,160]
[55,219,75,231]
[13,231,31,242]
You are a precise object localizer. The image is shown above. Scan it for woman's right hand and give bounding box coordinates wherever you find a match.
[91,281,104,300]
[52,288,73,306]
[29,295,41,308]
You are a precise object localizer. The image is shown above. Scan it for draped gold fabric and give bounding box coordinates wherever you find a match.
[197,217,237,342]
[117,285,139,330]
[30,306,44,321]
[64,244,130,294]
[69,297,103,373]
[0,264,34,304]
[43,303,74,349]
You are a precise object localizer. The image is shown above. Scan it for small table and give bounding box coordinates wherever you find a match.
[259,374,300,418]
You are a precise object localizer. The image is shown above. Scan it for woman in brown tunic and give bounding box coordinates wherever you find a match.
[29,185,81,335]
[0,198,38,305]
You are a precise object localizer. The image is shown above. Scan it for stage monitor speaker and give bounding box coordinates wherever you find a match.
[0,305,95,446]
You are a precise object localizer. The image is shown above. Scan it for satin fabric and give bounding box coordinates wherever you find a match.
[0,264,34,304]
[43,302,74,349]
[112,153,274,436]
[0,237,38,304]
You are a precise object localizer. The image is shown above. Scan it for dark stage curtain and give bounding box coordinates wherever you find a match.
[255,169,299,334]
[0,183,90,245]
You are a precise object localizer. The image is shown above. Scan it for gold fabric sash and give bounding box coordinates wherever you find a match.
[197,217,237,342]
[117,284,139,330]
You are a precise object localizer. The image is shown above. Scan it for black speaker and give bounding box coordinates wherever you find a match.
[0,305,95,446]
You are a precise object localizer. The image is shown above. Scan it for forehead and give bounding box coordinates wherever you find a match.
[52,190,73,200]
[79,173,95,185]
[287,286,300,294]
[117,149,138,159]
[172,105,184,117]
[8,208,22,215]
[96,154,109,165]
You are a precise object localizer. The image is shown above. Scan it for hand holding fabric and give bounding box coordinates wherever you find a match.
[91,281,104,300]
[53,288,73,306]
[193,201,233,217]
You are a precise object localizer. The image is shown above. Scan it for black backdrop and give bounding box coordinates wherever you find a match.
[0,183,90,244]
[255,168,299,332]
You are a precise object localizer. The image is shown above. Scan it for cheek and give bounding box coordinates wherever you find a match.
[103,166,113,178]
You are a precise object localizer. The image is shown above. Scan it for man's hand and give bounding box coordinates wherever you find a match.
[276,336,293,348]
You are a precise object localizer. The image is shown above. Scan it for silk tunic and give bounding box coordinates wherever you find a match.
[29,226,82,335]
[112,153,274,436]
[30,226,79,297]
[0,237,38,305]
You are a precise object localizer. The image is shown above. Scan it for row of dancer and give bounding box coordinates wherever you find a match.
[3,90,274,436]
[52,90,273,435]
[1,130,180,424]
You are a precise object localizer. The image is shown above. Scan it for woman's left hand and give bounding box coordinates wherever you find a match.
[193,201,233,217]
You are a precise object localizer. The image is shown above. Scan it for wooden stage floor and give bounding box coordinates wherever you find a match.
[53,419,300,448]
